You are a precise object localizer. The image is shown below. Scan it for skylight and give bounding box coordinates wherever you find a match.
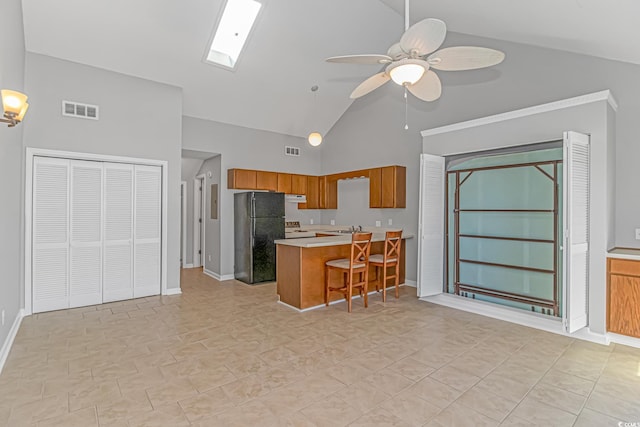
[206,0,262,69]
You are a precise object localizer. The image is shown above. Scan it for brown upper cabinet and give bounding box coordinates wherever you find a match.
[291,174,307,195]
[227,166,405,209]
[302,176,320,209]
[228,169,256,190]
[277,173,292,194]
[256,171,278,191]
[369,166,406,208]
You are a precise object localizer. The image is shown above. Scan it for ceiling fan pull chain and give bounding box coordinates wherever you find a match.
[404,87,409,130]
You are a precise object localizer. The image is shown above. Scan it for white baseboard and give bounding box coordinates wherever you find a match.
[607,332,640,349]
[203,269,235,282]
[182,263,194,269]
[421,293,608,346]
[163,287,182,296]
[0,309,25,374]
[403,279,417,288]
[277,288,394,312]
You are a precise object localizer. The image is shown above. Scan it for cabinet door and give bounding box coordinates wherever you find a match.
[381,166,396,208]
[256,171,278,191]
[228,169,257,189]
[305,176,320,209]
[325,178,338,209]
[369,168,382,208]
[319,176,326,209]
[277,173,292,193]
[609,274,640,338]
[291,174,307,195]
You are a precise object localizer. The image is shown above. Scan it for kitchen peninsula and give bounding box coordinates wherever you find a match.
[275,227,412,310]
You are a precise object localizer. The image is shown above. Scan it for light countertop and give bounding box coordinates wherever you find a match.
[608,247,640,261]
[278,225,413,248]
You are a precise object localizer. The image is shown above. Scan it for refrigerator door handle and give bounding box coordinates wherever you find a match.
[252,220,256,247]
[251,195,256,218]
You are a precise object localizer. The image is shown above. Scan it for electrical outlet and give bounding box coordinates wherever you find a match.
[375,221,381,227]
[388,219,393,226]
[330,220,335,225]
[310,219,314,225]
[636,228,640,240]
[1,310,4,326]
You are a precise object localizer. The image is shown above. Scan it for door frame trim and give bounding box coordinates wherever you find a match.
[180,181,187,267]
[193,175,206,268]
[24,147,169,315]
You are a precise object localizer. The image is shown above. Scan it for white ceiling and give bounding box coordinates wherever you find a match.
[21,0,640,139]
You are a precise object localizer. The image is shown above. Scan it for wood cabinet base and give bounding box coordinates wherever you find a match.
[607,257,640,338]
[276,241,406,310]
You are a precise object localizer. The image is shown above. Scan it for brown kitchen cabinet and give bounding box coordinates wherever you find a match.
[322,176,338,209]
[300,176,320,209]
[256,171,277,191]
[369,165,406,208]
[607,257,640,338]
[277,173,292,193]
[227,169,257,189]
[291,174,307,195]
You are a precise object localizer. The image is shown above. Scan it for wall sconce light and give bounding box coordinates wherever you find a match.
[1,90,29,127]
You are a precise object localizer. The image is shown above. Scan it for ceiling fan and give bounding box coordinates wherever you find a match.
[326,1,505,102]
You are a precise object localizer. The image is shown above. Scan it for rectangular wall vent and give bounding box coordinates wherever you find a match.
[285,146,300,157]
[62,101,99,120]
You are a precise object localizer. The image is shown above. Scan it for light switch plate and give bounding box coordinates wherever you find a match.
[375,221,381,227]
[635,228,640,240]
[310,219,314,225]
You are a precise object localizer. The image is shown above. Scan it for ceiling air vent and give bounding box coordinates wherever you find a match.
[285,146,300,157]
[62,100,99,120]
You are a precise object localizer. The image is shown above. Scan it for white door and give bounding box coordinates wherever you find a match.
[103,163,134,302]
[69,160,103,308]
[32,157,70,313]
[134,165,162,298]
[563,131,590,333]
[417,153,446,297]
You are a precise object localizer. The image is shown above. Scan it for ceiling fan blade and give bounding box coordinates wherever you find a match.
[428,46,505,71]
[326,54,392,64]
[407,70,442,102]
[350,72,391,99]
[400,18,447,56]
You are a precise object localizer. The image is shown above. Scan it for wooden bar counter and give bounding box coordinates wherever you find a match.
[275,232,410,310]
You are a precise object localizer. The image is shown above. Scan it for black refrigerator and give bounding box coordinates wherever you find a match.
[234,192,285,284]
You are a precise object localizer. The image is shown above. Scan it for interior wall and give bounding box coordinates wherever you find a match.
[0,0,26,358]
[323,31,640,283]
[197,155,221,274]
[23,53,183,291]
[182,116,322,278]
[181,157,204,266]
[421,98,612,335]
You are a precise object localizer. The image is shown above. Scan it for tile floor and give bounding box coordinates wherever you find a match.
[1,268,640,426]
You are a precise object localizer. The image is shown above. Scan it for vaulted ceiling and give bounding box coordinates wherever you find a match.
[21,0,640,139]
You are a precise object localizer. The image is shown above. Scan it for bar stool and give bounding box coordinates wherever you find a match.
[370,230,402,302]
[325,232,372,313]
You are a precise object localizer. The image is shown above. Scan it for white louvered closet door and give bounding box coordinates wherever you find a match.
[69,160,104,308]
[103,163,134,302]
[563,131,590,333]
[417,154,446,297]
[32,157,70,313]
[133,165,162,298]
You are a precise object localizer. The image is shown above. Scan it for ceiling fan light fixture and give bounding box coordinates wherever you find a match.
[387,59,426,86]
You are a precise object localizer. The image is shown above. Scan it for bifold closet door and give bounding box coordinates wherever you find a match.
[69,160,104,308]
[134,165,162,298]
[103,163,134,302]
[32,157,70,313]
